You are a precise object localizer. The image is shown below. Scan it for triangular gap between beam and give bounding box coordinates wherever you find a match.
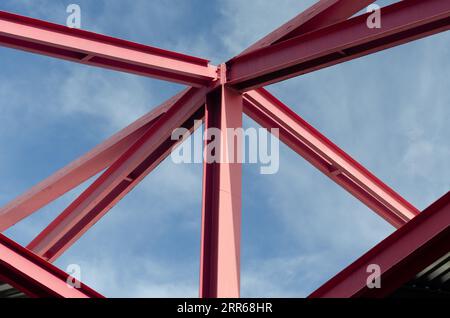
[26,87,207,263]
[0,89,188,232]
[242,89,418,227]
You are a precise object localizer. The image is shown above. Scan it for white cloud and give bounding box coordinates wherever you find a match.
[63,254,198,298]
[58,67,152,132]
[1,0,448,299]
[242,253,327,297]
[215,0,316,58]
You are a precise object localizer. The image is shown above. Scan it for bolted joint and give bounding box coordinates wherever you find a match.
[216,63,228,85]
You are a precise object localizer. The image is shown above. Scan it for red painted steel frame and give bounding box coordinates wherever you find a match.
[200,66,243,298]
[228,0,450,91]
[0,0,448,298]
[0,90,186,232]
[243,88,419,227]
[310,192,450,298]
[0,233,103,298]
[0,11,218,86]
[27,87,207,262]
[240,0,376,55]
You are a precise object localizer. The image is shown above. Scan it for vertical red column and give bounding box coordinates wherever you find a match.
[200,65,243,298]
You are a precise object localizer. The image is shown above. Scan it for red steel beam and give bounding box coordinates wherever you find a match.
[243,88,419,227]
[310,191,450,298]
[0,90,187,232]
[200,68,243,298]
[0,11,217,86]
[27,87,208,262]
[0,233,103,298]
[0,0,444,300]
[240,0,375,55]
[228,0,450,91]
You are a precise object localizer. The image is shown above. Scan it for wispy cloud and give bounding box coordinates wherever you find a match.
[215,0,316,58]
[0,0,448,298]
[58,67,153,132]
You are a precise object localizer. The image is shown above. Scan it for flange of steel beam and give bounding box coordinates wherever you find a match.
[200,65,243,298]
[0,11,218,86]
[240,0,376,55]
[228,0,450,91]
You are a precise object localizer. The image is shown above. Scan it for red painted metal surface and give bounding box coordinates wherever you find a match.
[200,66,243,298]
[0,91,185,232]
[0,0,448,298]
[0,11,218,86]
[243,88,419,227]
[228,0,450,91]
[240,0,376,55]
[0,233,103,298]
[310,191,450,298]
[27,87,207,262]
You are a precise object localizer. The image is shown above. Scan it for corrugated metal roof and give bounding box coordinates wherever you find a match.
[392,252,450,298]
[310,191,450,298]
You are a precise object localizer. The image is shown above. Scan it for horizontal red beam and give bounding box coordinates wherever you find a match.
[243,88,419,227]
[228,0,450,91]
[0,233,103,298]
[310,191,450,298]
[27,87,208,262]
[0,90,187,232]
[240,0,375,55]
[0,11,217,86]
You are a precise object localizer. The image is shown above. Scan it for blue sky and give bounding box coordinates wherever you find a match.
[0,0,449,297]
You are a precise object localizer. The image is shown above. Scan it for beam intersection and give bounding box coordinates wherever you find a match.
[0,0,448,297]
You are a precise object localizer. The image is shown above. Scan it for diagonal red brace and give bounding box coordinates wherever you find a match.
[240,0,376,55]
[0,90,187,232]
[243,88,419,227]
[228,0,450,91]
[0,0,447,299]
[0,233,103,298]
[310,192,450,298]
[27,87,208,262]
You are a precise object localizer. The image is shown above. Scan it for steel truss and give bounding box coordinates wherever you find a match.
[0,0,448,298]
